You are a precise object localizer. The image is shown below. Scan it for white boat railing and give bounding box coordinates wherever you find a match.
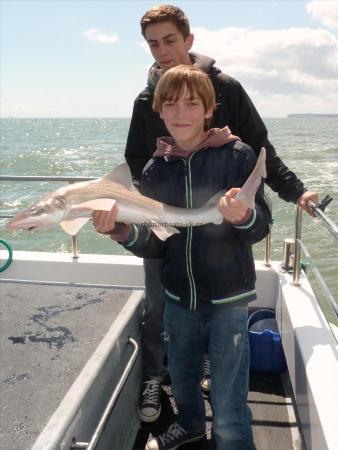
[292,198,338,316]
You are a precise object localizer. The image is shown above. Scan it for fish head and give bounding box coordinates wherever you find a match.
[6,195,69,231]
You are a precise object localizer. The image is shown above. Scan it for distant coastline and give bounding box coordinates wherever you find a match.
[287,113,338,118]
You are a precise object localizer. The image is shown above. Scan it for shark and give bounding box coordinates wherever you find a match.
[6,147,266,240]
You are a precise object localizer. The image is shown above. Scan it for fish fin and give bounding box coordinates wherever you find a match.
[60,218,90,236]
[102,163,136,190]
[72,198,116,212]
[150,225,180,241]
[259,147,267,178]
[235,147,267,209]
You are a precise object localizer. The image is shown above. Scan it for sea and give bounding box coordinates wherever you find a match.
[1,117,337,323]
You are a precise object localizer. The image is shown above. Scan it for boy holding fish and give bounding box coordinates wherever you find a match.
[125,4,318,425]
[92,64,271,450]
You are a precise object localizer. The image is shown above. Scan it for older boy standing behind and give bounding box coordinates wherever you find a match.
[124,4,317,424]
[93,65,271,449]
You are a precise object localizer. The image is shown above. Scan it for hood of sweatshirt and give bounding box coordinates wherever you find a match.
[147,52,216,94]
[153,126,240,159]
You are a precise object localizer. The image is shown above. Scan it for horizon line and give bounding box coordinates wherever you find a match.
[0,115,289,120]
[1,114,337,120]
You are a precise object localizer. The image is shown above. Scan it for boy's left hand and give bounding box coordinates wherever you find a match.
[217,188,252,225]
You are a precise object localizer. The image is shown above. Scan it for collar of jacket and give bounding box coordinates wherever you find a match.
[147,52,216,95]
[153,126,240,160]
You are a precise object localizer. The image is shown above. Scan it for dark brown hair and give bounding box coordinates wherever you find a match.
[140,5,190,38]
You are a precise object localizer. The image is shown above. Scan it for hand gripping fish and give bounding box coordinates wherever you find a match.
[6,148,266,240]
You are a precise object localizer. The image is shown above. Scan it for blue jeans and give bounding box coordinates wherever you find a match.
[164,301,255,450]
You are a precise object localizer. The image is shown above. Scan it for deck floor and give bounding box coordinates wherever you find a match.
[133,372,304,450]
[1,282,305,450]
[0,283,132,450]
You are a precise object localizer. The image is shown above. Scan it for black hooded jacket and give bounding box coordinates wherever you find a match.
[122,138,271,311]
[124,52,306,203]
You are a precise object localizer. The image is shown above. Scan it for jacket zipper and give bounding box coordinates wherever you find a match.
[182,156,197,310]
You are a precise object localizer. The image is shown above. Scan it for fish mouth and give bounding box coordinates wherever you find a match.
[6,219,37,231]
[6,214,47,232]
[7,221,48,232]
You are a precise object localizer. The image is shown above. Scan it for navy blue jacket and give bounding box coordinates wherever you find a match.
[123,140,271,311]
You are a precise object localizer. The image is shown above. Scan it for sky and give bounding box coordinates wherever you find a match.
[1,0,338,118]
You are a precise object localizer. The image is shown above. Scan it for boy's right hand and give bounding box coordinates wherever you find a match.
[92,205,131,241]
[217,188,251,224]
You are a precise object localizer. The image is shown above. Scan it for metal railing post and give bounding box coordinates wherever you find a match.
[264,192,272,267]
[68,180,79,259]
[72,235,79,259]
[264,228,272,267]
[293,205,303,286]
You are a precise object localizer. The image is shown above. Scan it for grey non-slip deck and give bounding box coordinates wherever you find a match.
[1,282,304,450]
[0,283,132,450]
[133,372,304,450]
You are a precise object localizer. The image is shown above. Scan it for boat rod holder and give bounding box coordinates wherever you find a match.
[308,196,338,240]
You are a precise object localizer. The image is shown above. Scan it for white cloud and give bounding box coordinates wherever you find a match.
[306,1,338,29]
[191,26,338,116]
[84,28,118,45]
[1,101,59,117]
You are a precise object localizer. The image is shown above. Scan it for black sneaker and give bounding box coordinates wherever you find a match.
[201,358,211,392]
[145,422,205,450]
[138,377,162,422]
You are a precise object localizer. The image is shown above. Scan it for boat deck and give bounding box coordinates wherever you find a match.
[133,371,303,450]
[0,280,304,450]
[0,283,132,450]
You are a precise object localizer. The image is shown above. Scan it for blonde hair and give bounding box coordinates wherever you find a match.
[141,5,190,38]
[152,65,216,128]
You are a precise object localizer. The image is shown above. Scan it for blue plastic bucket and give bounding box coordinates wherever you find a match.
[248,308,286,373]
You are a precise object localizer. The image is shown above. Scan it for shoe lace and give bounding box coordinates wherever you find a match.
[159,423,187,446]
[142,379,161,405]
[203,358,211,377]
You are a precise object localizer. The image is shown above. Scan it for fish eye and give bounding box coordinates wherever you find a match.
[30,204,47,216]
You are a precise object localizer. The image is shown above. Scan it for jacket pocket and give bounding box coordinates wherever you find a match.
[165,289,181,302]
